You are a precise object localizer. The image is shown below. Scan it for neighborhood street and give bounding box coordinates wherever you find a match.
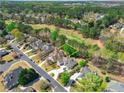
[0,60,18,72]
[9,43,67,92]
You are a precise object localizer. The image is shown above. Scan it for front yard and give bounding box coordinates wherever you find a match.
[41,63,60,72]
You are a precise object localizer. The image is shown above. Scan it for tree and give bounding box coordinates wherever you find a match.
[50,29,59,41]
[60,71,70,86]
[58,35,67,45]
[6,22,16,32]
[0,19,5,30]
[79,60,88,67]
[11,29,24,41]
[18,68,39,85]
[77,72,107,92]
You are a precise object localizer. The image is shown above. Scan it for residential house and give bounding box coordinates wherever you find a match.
[5,34,14,40]
[45,48,65,65]
[30,39,45,50]
[4,67,23,90]
[57,57,77,70]
[110,22,124,30]
[0,50,9,58]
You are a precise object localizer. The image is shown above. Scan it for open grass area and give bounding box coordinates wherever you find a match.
[60,43,77,56]
[31,55,42,64]
[32,79,52,92]
[0,82,5,92]
[2,54,14,62]
[0,75,5,92]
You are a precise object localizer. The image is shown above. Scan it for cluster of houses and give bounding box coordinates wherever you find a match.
[110,22,124,31]
[45,48,78,71]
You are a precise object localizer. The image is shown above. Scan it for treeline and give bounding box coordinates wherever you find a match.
[1,2,123,39]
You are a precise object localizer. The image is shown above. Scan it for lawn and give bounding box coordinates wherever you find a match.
[2,54,14,62]
[31,55,42,64]
[32,79,52,92]
[0,82,5,92]
[41,63,59,72]
[60,43,77,56]
[0,75,5,92]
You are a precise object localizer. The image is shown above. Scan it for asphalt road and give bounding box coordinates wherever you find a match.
[9,43,67,92]
[108,80,124,92]
[0,60,18,72]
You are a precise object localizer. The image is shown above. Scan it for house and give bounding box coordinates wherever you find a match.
[5,35,14,40]
[30,39,45,50]
[0,50,9,58]
[41,43,54,54]
[96,14,104,21]
[46,48,65,64]
[57,57,77,70]
[110,23,124,30]
[4,67,23,90]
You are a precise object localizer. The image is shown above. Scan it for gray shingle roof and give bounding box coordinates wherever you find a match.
[4,67,23,90]
[0,50,9,57]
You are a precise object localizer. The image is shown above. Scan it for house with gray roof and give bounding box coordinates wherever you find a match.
[4,67,23,90]
[0,50,9,58]
[57,57,77,70]
[5,35,14,40]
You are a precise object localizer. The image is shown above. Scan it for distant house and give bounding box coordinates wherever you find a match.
[96,14,105,21]
[45,48,65,64]
[57,57,77,70]
[4,67,23,90]
[42,43,54,54]
[5,35,14,40]
[110,23,124,30]
[0,50,9,58]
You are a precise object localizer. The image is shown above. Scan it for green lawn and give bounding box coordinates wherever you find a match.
[60,43,78,56]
